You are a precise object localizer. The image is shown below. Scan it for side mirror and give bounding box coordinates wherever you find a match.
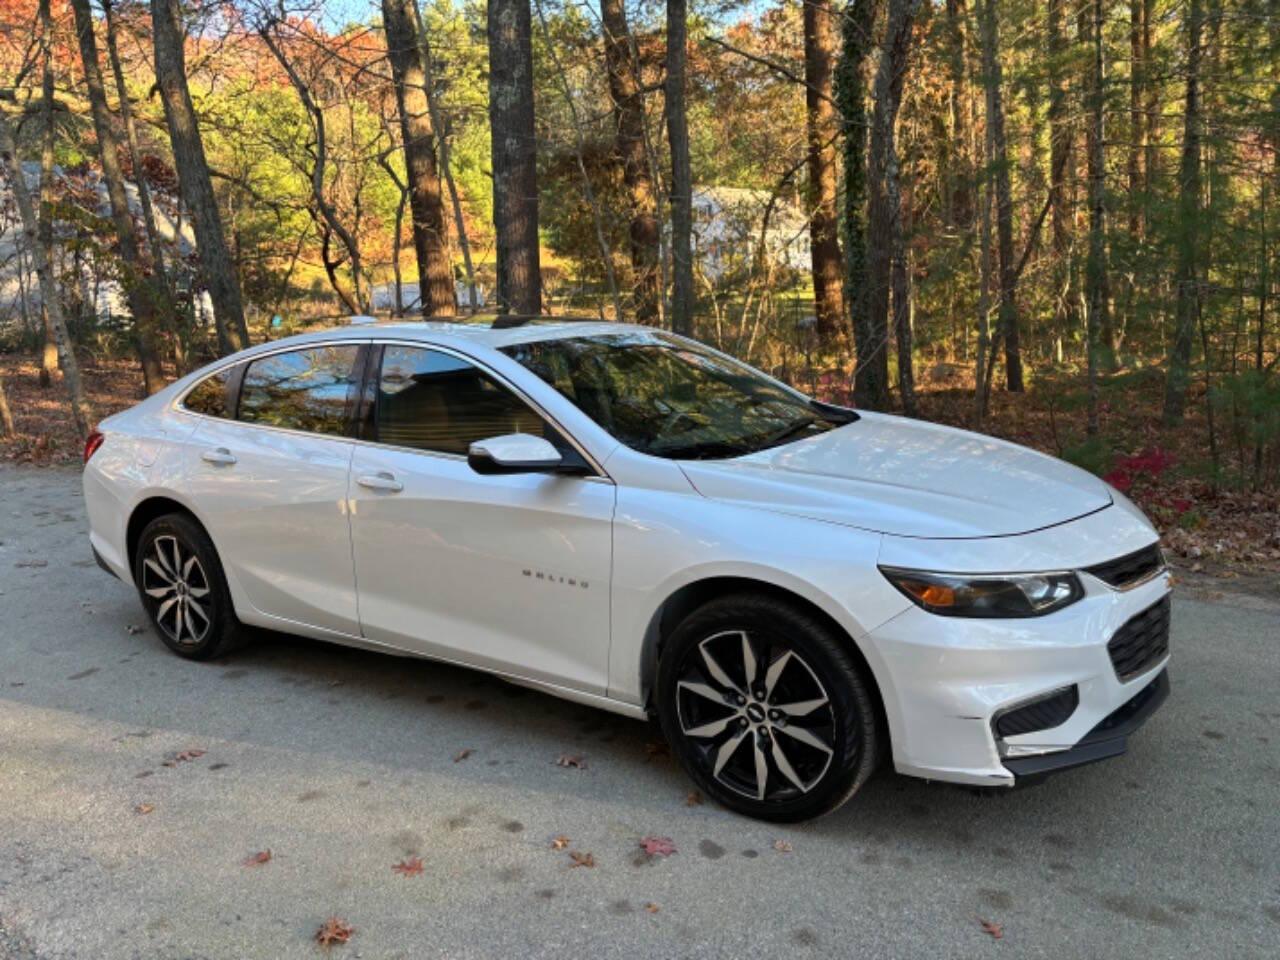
[468,433,579,475]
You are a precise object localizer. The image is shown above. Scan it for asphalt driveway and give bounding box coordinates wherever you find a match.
[1,464,1277,959]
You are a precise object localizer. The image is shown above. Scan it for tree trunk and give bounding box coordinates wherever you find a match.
[978,0,1023,392]
[836,0,882,408]
[868,0,922,412]
[1080,0,1113,367]
[1047,0,1075,364]
[0,372,15,437]
[488,0,542,314]
[803,0,845,340]
[1161,0,1202,424]
[601,0,660,324]
[37,0,58,388]
[382,0,455,316]
[1127,0,1145,238]
[1084,0,1107,433]
[974,102,996,426]
[103,0,174,323]
[410,0,476,312]
[71,0,165,394]
[1142,0,1157,232]
[666,0,693,335]
[0,110,93,436]
[945,0,973,232]
[150,0,248,354]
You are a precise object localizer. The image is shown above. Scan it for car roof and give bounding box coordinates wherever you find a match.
[255,318,654,354]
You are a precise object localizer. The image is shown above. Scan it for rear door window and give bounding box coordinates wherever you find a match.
[238,345,362,437]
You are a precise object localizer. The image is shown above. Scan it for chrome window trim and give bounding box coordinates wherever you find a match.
[170,336,614,482]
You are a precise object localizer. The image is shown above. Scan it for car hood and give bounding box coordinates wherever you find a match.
[677,411,1113,538]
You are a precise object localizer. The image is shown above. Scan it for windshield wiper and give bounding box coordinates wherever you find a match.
[756,416,823,450]
[809,398,860,423]
[659,440,752,460]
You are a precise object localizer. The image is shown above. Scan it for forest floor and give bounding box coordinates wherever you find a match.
[2,348,1277,592]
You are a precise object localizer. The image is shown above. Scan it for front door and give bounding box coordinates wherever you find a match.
[348,344,615,694]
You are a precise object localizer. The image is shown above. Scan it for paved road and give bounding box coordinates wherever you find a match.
[1,464,1277,959]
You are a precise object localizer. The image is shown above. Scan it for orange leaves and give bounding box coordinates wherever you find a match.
[242,850,272,867]
[639,836,676,857]
[979,917,1004,940]
[136,802,155,815]
[315,916,353,947]
[685,791,703,806]
[162,748,205,767]
[453,749,472,763]
[568,850,595,868]
[551,835,570,850]
[392,857,424,877]
[773,839,793,853]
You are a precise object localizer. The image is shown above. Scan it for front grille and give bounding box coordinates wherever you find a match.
[994,686,1079,738]
[1107,596,1171,682]
[1085,544,1164,589]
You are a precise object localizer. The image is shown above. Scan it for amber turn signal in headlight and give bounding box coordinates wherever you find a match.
[879,567,1084,618]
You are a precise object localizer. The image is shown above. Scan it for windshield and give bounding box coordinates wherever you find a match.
[500,331,853,459]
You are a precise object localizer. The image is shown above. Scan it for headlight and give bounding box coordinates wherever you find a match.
[878,567,1084,618]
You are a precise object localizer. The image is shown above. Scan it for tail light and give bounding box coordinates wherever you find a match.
[84,430,105,463]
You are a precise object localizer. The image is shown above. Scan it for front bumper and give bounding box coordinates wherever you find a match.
[862,565,1173,787]
[1001,668,1169,780]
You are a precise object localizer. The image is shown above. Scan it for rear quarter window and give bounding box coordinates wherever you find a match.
[181,367,233,418]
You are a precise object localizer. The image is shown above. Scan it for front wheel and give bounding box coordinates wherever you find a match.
[656,594,882,822]
[133,513,243,660]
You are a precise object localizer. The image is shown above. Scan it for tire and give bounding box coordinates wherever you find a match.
[656,593,881,822]
[133,513,244,661]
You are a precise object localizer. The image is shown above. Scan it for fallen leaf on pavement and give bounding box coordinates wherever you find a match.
[639,836,676,857]
[393,857,424,877]
[126,624,145,635]
[569,851,595,868]
[773,839,793,852]
[162,748,206,767]
[645,740,669,757]
[552,835,569,850]
[453,749,471,763]
[645,902,659,913]
[315,916,353,946]
[136,803,155,815]
[685,791,703,806]
[979,917,1003,939]
[556,754,586,769]
[242,850,271,867]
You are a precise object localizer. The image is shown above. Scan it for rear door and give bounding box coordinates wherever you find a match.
[183,342,366,636]
[347,343,615,694]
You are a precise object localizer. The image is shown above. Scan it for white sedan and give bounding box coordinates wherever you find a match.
[83,319,1171,821]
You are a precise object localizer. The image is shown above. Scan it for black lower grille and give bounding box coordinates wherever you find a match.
[1085,544,1164,588]
[994,686,1080,738]
[1107,596,1171,682]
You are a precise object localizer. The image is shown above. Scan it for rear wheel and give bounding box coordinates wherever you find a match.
[133,513,243,660]
[656,593,881,822]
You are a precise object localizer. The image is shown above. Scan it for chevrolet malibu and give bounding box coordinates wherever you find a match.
[83,319,1171,821]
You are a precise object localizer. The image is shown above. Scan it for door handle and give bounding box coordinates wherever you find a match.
[357,471,403,493]
[201,447,237,466]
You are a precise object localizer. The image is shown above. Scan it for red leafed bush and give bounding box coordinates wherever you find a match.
[1104,447,1177,494]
